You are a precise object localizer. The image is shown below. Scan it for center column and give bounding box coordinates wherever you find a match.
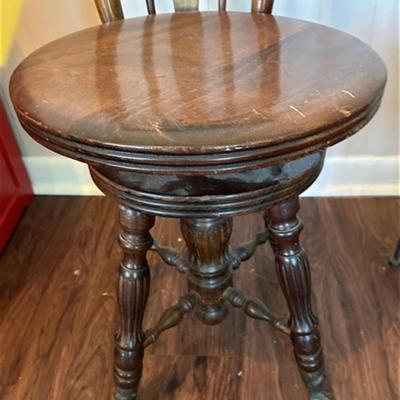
[180,217,234,325]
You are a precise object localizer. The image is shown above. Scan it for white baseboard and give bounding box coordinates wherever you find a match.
[23,156,102,195]
[23,155,399,197]
[303,156,399,196]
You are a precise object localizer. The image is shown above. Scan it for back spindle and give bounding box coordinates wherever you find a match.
[252,0,275,13]
[94,0,124,22]
[174,0,199,12]
[94,0,275,22]
[146,0,156,14]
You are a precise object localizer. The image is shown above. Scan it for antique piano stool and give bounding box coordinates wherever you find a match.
[9,1,386,399]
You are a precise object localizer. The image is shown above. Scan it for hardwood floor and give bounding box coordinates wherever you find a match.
[0,197,398,400]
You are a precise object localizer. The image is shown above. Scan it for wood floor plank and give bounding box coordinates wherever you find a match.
[0,196,398,399]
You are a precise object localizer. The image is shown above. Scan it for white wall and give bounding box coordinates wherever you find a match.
[1,0,398,196]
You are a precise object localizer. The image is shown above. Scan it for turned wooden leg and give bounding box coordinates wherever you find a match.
[115,205,155,400]
[265,197,333,400]
[180,217,233,325]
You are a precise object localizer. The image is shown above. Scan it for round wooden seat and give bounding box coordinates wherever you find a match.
[10,12,386,174]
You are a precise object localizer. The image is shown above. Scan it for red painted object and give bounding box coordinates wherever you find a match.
[0,98,33,254]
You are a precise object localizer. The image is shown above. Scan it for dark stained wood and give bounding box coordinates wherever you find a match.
[10,13,386,165]
[252,0,275,13]
[181,217,233,325]
[7,4,389,399]
[150,224,267,272]
[229,228,268,267]
[93,0,273,18]
[151,240,189,273]
[89,151,325,216]
[115,206,155,399]
[144,292,199,348]
[146,0,156,15]
[223,287,290,335]
[266,197,330,398]
[0,196,398,399]
[94,0,124,22]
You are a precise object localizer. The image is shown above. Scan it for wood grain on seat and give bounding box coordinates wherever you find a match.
[10,13,386,162]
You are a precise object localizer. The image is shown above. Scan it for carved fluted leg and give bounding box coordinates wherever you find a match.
[115,205,155,400]
[265,197,333,400]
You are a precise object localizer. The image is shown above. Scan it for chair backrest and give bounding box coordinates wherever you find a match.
[94,0,275,22]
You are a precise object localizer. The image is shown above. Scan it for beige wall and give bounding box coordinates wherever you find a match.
[1,0,100,157]
[1,0,398,195]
